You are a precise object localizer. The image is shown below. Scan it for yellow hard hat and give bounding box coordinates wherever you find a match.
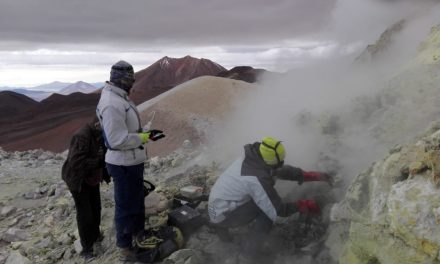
[259,137,285,166]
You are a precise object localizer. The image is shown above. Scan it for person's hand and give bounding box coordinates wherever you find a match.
[147,129,165,141]
[139,132,150,144]
[296,199,321,215]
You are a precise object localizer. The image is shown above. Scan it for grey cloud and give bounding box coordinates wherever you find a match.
[0,0,336,49]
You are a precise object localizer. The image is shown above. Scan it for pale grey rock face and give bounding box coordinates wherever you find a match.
[329,125,440,264]
[2,228,28,243]
[73,239,82,254]
[5,251,30,264]
[54,181,66,198]
[0,254,7,264]
[0,207,16,218]
[144,192,168,215]
[34,237,52,250]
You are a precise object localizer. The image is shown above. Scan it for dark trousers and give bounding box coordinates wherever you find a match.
[71,183,101,251]
[217,201,273,254]
[107,163,145,248]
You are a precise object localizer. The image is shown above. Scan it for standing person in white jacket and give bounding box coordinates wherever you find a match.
[208,137,332,262]
[96,61,164,262]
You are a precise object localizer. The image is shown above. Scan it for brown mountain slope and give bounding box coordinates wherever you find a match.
[138,76,256,157]
[0,92,99,152]
[0,91,39,121]
[217,66,268,83]
[130,55,226,105]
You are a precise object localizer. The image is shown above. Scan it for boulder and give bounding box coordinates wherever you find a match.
[2,228,29,242]
[1,206,17,217]
[74,239,82,254]
[145,192,168,215]
[43,215,54,227]
[5,251,30,264]
[331,127,440,263]
[0,254,7,264]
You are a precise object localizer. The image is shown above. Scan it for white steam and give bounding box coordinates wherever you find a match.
[208,0,440,188]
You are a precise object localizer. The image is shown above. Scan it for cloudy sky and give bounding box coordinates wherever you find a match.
[0,0,438,87]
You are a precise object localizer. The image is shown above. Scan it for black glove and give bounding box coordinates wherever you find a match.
[148,129,166,141]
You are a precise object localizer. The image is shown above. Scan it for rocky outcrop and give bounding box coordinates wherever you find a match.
[415,24,440,65]
[328,123,440,263]
[355,20,406,63]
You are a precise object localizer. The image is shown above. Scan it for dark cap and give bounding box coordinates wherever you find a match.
[110,60,135,92]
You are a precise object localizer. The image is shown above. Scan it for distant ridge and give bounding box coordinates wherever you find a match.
[59,81,98,95]
[217,66,268,83]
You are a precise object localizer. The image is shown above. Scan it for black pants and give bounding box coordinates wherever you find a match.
[71,183,101,251]
[217,201,273,255]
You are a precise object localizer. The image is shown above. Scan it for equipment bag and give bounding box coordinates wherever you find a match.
[134,226,184,263]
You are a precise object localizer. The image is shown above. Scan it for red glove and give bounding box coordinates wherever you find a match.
[302,171,332,185]
[296,199,321,215]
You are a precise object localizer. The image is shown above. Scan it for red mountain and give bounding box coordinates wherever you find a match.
[216,66,268,83]
[129,55,226,104]
[0,92,99,152]
[0,91,39,121]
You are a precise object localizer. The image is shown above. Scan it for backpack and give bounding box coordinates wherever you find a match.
[134,226,184,263]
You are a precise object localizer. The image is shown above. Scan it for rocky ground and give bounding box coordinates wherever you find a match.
[0,140,339,264]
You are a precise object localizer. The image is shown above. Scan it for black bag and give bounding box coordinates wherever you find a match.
[168,205,206,235]
[134,226,184,263]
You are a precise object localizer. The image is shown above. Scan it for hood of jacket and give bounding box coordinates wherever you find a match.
[241,142,273,177]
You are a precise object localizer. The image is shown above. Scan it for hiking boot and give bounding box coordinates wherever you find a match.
[118,247,137,262]
[80,249,95,263]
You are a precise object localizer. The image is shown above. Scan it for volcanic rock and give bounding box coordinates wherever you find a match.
[329,124,440,263]
[2,228,29,243]
[0,207,16,218]
[5,251,30,264]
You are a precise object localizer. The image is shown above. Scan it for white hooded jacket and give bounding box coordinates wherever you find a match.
[96,82,146,166]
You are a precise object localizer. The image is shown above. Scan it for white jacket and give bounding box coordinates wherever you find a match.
[208,143,300,224]
[208,158,278,223]
[96,83,146,166]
